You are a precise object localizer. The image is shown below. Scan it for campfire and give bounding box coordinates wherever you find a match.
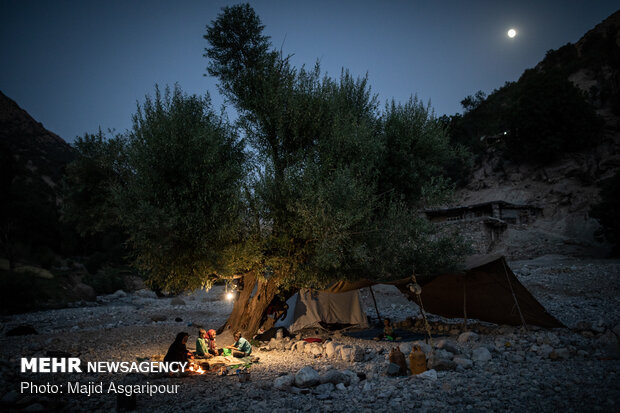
[188,363,206,375]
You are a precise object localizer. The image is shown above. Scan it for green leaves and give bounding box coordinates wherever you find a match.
[114,85,246,291]
[202,4,468,288]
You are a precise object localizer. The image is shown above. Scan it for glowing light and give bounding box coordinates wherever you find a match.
[226,292,234,300]
[507,29,517,38]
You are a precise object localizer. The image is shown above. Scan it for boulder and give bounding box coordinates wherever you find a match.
[453,357,473,369]
[109,289,128,299]
[416,369,438,380]
[386,363,403,376]
[472,347,492,362]
[274,374,295,390]
[150,315,166,322]
[314,383,334,394]
[457,332,479,343]
[335,383,347,391]
[324,341,337,358]
[436,339,459,354]
[537,344,554,359]
[293,341,306,353]
[341,369,360,386]
[427,355,457,371]
[170,297,186,306]
[398,343,413,355]
[435,349,454,360]
[310,343,323,357]
[295,367,320,388]
[319,370,348,385]
[135,289,158,299]
[72,283,96,301]
[340,346,363,362]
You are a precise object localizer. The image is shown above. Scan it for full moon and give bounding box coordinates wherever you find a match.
[507,28,517,38]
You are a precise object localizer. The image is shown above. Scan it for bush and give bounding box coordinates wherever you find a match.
[83,266,128,295]
[0,269,66,314]
[84,252,108,274]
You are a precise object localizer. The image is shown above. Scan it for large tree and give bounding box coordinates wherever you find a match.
[114,85,246,292]
[205,4,468,337]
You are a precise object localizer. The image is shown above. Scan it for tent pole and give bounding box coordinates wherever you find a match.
[368,286,382,325]
[463,275,468,330]
[501,258,528,332]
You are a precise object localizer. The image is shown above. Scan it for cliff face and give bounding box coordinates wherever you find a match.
[0,91,76,261]
[0,90,75,188]
[450,11,620,259]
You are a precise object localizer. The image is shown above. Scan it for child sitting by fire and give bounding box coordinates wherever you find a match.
[226,330,252,358]
[195,329,213,358]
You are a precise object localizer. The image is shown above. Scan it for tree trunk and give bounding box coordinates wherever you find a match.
[218,271,281,339]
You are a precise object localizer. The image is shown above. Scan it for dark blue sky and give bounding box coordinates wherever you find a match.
[1,1,618,142]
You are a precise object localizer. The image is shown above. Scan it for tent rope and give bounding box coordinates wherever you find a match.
[410,274,433,347]
[501,258,528,332]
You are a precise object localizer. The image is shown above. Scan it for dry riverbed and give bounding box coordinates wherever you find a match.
[0,255,618,412]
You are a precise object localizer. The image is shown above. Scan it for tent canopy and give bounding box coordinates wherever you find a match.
[275,289,369,332]
[322,254,563,328]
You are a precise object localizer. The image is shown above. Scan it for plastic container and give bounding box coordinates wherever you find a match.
[409,345,427,375]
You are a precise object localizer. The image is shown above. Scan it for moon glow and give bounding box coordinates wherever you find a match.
[507,28,517,38]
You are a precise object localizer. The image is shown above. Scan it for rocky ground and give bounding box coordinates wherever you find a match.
[0,255,618,412]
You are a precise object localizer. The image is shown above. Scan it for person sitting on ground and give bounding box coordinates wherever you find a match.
[206,329,223,356]
[195,329,212,358]
[374,318,395,341]
[383,317,394,339]
[164,332,193,363]
[226,330,252,358]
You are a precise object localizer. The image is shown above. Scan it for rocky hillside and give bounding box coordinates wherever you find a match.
[0,90,75,188]
[450,11,620,259]
[0,91,76,266]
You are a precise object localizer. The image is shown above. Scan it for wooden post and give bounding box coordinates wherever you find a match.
[501,259,528,332]
[463,275,468,330]
[368,286,382,325]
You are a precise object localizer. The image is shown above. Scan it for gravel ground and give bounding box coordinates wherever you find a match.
[0,255,618,412]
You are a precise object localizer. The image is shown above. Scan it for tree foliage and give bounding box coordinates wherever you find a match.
[448,52,605,163]
[62,130,127,238]
[204,4,469,292]
[114,85,246,292]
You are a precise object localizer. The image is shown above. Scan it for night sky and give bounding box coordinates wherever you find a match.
[1,0,618,143]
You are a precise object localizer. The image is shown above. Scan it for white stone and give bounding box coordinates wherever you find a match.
[458,332,479,343]
[416,369,438,380]
[399,343,412,355]
[274,374,295,390]
[295,366,320,388]
[319,370,347,385]
[336,383,347,391]
[436,339,459,354]
[453,357,473,369]
[471,347,492,362]
[340,346,355,362]
[325,341,336,358]
[341,369,360,386]
[314,383,334,394]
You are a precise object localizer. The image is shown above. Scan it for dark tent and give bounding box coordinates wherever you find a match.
[323,254,563,328]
